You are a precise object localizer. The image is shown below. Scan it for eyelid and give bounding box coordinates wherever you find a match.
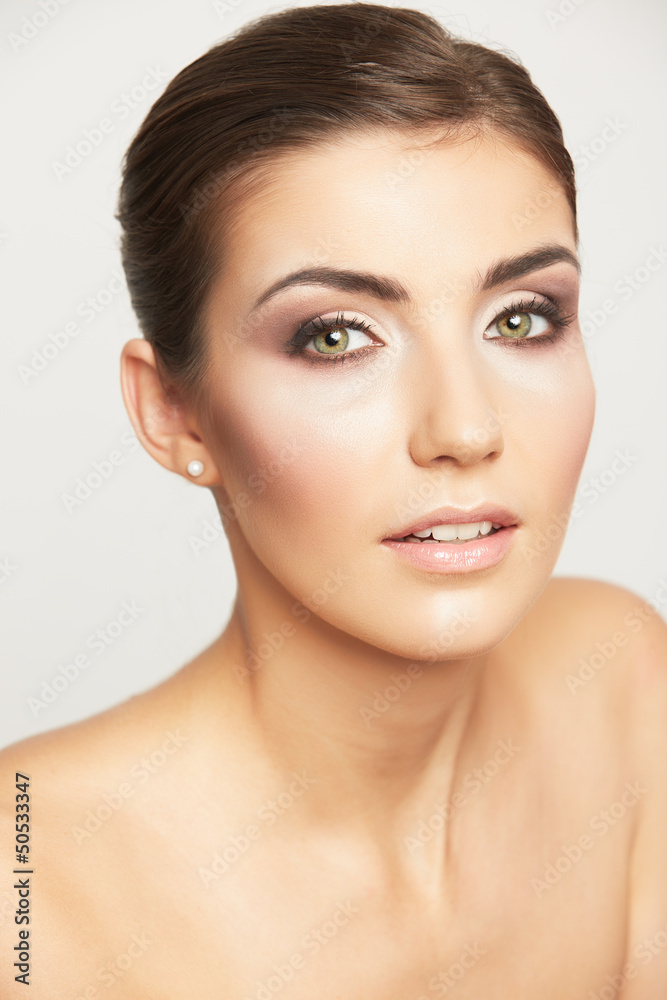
[283,290,575,365]
[485,291,574,329]
[483,289,554,324]
[296,291,566,335]
[286,310,384,353]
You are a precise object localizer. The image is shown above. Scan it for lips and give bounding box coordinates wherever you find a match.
[384,504,520,541]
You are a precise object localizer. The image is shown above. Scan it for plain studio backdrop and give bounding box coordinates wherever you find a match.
[1,0,665,749]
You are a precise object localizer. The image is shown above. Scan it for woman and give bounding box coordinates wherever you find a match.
[2,3,666,996]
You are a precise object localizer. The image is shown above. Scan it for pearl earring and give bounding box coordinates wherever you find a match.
[187,459,204,477]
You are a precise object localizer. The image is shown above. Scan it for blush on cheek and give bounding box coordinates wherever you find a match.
[211,359,391,537]
[210,390,340,546]
[534,365,596,527]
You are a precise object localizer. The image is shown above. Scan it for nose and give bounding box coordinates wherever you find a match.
[407,333,505,468]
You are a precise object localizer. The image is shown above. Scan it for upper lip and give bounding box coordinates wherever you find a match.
[384,503,520,540]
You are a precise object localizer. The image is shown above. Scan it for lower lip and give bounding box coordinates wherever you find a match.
[381,526,518,574]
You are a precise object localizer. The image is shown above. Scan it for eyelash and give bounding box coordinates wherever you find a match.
[283,296,576,367]
[283,311,376,367]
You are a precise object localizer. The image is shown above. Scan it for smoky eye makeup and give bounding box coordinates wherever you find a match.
[281,311,380,366]
[278,289,577,368]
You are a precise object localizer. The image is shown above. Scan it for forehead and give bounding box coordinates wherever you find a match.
[217,128,575,301]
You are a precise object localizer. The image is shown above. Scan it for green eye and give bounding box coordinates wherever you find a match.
[313,328,350,353]
[497,312,532,338]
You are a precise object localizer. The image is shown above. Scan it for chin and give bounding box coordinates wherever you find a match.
[313,576,541,664]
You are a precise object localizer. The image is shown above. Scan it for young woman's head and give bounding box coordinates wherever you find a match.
[118,2,595,663]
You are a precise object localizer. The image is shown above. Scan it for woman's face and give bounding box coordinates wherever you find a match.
[199,127,595,660]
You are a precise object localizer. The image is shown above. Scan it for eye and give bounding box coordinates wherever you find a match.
[483,295,575,346]
[307,323,373,356]
[489,310,550,340]
[284,312,380,365]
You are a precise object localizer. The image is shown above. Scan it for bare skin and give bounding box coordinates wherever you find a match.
[0,579,666,998]
[1,129,666,998]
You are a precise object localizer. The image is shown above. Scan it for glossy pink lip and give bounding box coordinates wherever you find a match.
[384,504,520,541]
[381,525,518,574]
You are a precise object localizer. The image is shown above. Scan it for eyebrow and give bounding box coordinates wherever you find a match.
[250,244,580,314]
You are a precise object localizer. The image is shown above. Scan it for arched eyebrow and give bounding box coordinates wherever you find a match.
[479,245,580,290]
[249,244,580,314]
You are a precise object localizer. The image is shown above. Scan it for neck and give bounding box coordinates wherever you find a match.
[207,581,494,843]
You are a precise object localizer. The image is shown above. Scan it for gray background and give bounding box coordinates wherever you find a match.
[1,0,665,749]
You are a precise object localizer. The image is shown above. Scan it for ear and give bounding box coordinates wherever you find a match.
[119,338,221,486]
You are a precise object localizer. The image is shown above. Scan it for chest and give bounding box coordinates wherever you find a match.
[62,795,630,999]
[33,725,637,999]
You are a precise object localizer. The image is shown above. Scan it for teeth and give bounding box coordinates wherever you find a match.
[405,520,499,542]
[452,523,479,540]
[432,524,460,541]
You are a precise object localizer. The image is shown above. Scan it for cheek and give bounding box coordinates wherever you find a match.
[505,349,596,527]
[207,369,393,561]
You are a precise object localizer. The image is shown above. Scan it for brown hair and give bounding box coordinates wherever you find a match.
[117,1,577,414]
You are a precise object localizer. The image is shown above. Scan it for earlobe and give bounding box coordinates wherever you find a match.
[119,337,221,485]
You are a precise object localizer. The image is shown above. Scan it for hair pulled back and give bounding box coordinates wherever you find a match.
[117,2,577,410]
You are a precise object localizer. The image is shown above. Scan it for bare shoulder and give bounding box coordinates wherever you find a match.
[0,671,207,993]
[0,668,198,864]
[0,642,247,882]
[535,573,667,736]
[500,573,667,768]
[533,573,665,636]
[526,576,667,994]
[515,574,667,687]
